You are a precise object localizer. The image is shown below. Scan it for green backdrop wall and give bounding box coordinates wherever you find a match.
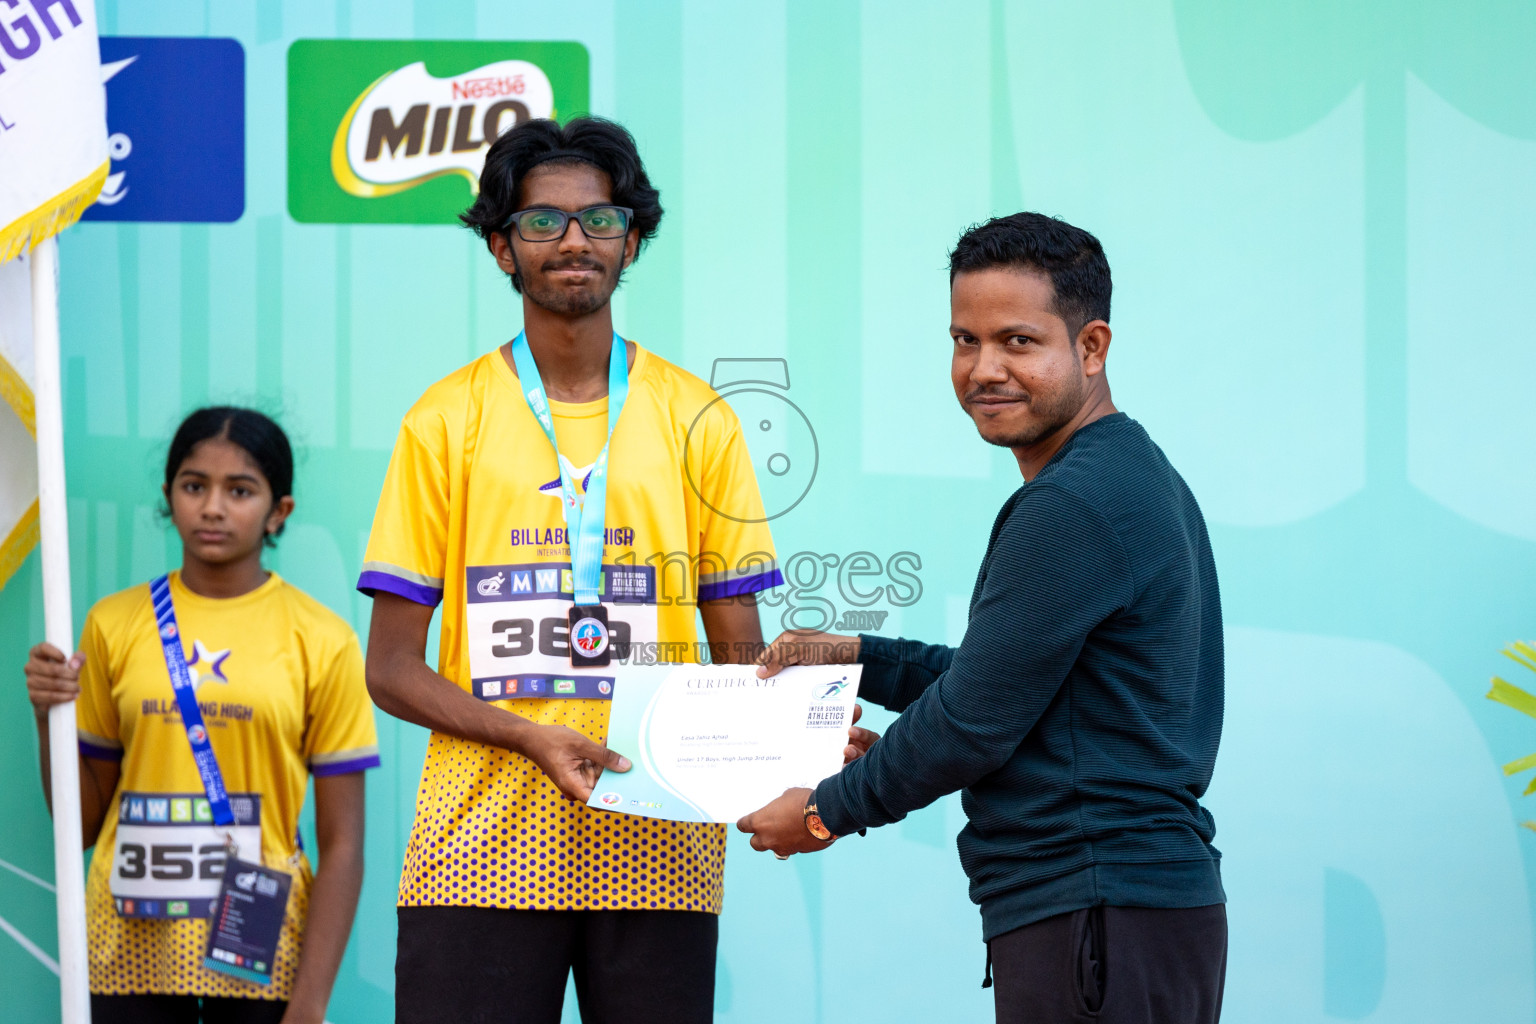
[4,1,1536,1021]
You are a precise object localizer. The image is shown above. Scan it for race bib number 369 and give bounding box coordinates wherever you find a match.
[111,791,262,919]
[466,562,658,700]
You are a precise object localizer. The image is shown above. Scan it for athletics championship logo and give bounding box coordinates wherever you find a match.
[813,678,849,700]
[571,617,609,658]
[288,40,589,224]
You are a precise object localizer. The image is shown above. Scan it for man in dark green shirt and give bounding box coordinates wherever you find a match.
[739,213,1227,1024]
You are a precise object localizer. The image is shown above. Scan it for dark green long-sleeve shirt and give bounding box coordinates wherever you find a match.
[813,413,1225,941]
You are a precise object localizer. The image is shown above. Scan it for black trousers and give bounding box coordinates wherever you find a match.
[991,904,1227,1024]
[91,994,286,1024]
[395,906,719,1024]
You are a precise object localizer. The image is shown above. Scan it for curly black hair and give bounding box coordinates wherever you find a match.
[460,116,663,293]
[949,212,1111,336]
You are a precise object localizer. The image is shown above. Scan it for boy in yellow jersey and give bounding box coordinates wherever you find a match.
[359,117,783,1024]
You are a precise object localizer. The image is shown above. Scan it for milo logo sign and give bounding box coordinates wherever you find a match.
[332,60,554,198]
[288,40,589,224]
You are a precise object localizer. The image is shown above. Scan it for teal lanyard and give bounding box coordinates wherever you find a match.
[509,331,629,605]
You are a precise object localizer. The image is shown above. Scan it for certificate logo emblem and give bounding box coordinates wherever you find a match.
[597,680,612,695]
[187,724,208,744]
[812,678,848,700]
[160,623,178,640]
[571,617,608,657]
[599,792,621,806]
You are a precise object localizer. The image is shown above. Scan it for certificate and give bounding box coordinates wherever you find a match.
[588,663,862,823]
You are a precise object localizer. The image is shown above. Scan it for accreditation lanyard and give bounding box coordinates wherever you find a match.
[150,575,236,833]
[509,330,629,606]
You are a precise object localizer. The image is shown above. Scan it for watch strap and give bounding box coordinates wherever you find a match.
[803,800,837,843]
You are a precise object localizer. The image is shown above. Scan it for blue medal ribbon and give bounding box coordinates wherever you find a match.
[150,574,236,830]
[509,331,629,606]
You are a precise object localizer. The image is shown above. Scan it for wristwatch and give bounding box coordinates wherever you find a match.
[803,800,836,844]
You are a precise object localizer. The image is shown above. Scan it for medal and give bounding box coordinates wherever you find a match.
[509,331,629,668]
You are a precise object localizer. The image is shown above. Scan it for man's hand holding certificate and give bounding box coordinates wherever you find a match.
[588,663,864,824]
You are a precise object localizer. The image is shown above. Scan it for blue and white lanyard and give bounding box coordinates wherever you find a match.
[509,331,629,606]
[150,575,236,832]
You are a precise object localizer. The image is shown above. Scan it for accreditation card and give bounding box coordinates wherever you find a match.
[204,857,292,985]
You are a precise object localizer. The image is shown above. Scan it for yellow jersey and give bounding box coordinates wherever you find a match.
[359,343,781,913]
[76,572,380,999]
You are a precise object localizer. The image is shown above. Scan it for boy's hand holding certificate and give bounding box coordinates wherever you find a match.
[589,663,862,823]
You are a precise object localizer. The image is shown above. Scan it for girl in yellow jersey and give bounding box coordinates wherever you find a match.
[23,407,380,1024]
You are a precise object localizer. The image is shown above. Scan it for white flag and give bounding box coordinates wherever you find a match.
[0,10,106,1020]
[0,0,109,262]
[0,253,36,589]
[0,0,107,589]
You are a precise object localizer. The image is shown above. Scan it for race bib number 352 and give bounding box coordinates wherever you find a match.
[111,791,262,919]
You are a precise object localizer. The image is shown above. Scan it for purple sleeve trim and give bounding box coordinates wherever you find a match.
[356,570,443,607]
[698,569,784,603]
[311,754,382,777]
[79,740,123,762]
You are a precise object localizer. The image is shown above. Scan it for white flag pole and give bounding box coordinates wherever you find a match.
[31,235,90,1024]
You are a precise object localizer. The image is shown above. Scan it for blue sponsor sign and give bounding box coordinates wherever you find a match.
[83,37,244,223]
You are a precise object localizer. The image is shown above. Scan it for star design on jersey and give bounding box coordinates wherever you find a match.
[187,640,231,688]
[537,456,596,507]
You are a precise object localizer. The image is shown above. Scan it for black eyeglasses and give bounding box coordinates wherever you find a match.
[502,205,633,242]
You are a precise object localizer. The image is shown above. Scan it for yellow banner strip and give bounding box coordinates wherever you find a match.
[0,352,34,438]
[0,160,110,264]
[0,498,39,593]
